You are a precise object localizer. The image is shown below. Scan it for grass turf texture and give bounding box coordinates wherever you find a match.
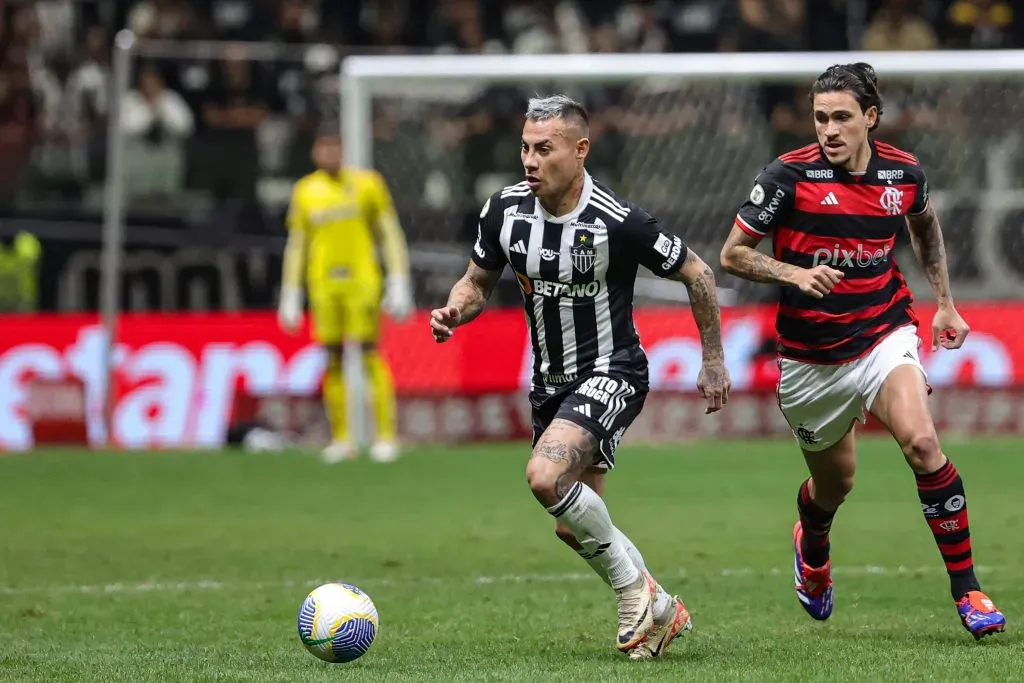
[1,437,1022,682]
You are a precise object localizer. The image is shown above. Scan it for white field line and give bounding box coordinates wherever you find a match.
[0,565,996,597]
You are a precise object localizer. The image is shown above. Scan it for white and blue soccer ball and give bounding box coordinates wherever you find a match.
[297,583,379,663]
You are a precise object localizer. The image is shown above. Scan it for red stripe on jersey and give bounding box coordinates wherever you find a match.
[875,141,919,164]
[778,298,897,326]
[734,216,766,238]
[831,270,894,295]
[779,143,821,163]
[877,150,918,166]
[795,182,917,216]
[774,227,895,256]
[780,320,895,351]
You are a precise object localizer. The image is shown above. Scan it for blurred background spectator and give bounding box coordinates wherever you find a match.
[1,0,1022,313]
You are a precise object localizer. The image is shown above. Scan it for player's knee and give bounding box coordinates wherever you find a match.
[554,523,581,550]
[525,455,559,501]
[900,429,943,473]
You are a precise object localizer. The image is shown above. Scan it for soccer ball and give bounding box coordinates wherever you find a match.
[297,583,379,663]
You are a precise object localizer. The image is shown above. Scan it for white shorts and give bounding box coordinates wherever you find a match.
[776,325,927,452]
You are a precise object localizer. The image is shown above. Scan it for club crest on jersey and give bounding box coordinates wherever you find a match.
[572,229,596,273]
[880,186,904,216]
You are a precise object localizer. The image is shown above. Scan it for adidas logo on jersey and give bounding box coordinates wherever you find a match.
[820,192,839,206]
[510,240,527,255]
[572,404,592,418]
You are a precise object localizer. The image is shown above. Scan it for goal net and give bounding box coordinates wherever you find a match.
[342,50,1024,307]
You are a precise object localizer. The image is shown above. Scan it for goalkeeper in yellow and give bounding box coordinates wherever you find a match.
[278,131,413,463]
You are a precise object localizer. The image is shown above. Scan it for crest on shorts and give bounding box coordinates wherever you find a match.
[572,229,595,273]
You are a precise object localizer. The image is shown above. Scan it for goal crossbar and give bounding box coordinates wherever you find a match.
[340,49,1024,168]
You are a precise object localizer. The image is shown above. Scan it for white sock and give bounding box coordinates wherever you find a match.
[547,482,639,589]
[614,528,675,625]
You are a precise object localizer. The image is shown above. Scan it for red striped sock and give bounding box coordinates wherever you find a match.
[915,459,980,600]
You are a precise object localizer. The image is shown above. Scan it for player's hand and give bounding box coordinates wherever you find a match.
[430,306,461,343]
[383,274,414,322]
[932,304,969,351]
[793,265,844,299]
[277,285,304,335]
[697,358,731,414]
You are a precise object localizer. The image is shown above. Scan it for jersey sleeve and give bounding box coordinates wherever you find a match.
[471,194,506,271]
[735,159,794,238]
[909,164,930,215]
[619,207,687,278]
[285,183,307,233]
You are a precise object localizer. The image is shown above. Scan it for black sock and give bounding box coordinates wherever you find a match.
[797,479,835,568]
[916,459,980,600]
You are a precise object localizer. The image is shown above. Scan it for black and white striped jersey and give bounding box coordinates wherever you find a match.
[472,171,688,395]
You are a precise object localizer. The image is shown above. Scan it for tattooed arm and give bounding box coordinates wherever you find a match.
[720,224,844,299]
[719,224,802,285]
[905,204,952,306]
[668,249,731,413]
[430,261,503,342]
[905,204,970,349]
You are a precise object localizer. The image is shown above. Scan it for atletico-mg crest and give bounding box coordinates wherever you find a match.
[572,229,595,273]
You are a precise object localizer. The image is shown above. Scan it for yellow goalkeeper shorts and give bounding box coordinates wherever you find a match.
[308,283,382,346]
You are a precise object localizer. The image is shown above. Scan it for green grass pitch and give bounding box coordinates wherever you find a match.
[1,436,1022,682]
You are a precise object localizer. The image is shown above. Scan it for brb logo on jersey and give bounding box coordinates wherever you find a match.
[880,186,905,216]
[812,243,892,269]
[572,229,595,273]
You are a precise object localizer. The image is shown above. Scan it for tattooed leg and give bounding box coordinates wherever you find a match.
[526,418,599,506]
[528,419,643,593]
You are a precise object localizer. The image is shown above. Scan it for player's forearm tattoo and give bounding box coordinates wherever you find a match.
[446,263,501,326]
[671,251,725,361]
[906,206,953,306]
[683,264,725,362]
[723,246,800,286]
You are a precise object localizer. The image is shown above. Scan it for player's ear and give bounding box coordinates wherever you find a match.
[576,137,590,160]
[864,105,878,131]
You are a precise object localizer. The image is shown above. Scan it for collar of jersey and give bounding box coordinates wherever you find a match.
[538,170,594,224]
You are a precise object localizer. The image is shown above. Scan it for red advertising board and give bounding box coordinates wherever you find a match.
[0,303,1021,449]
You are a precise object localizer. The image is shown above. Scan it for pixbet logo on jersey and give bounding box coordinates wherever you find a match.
[811,243,892,269]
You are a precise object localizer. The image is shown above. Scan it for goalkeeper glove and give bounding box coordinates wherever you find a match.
[382,274,414,321]
[277,284,304,334]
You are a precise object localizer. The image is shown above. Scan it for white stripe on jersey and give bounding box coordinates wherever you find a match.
[499,205,516,257]
[557,224,579,375]
[524,218,549,373]
[501,181,531,198]
[592,187,630,215]
[592,227,613,373]
[589,195,628,221]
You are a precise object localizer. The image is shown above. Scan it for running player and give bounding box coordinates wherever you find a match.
[430,95,730,657]
[720,63,1005,639]
[279,129,413,463]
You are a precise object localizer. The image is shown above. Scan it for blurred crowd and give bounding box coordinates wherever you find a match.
[1,0,1022,253]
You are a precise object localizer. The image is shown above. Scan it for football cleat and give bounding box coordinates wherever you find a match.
[793,521,834,621]
[957,590,1006,640]
[614,570,657,651]
[369,440,400,463]
[320,440,357,464]
[628,595,692,660]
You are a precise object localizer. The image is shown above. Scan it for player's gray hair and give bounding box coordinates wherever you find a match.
[524,95,589,128]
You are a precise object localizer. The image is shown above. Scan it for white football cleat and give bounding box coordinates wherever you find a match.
[615,570,657,652]
[628,594,692,660]
[369,441,400,463]
[320,440,357,464]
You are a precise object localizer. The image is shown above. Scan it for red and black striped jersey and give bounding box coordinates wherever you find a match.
[734,140,930,364]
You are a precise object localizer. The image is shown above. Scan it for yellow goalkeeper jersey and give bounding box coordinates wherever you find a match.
[285,167,407,291]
